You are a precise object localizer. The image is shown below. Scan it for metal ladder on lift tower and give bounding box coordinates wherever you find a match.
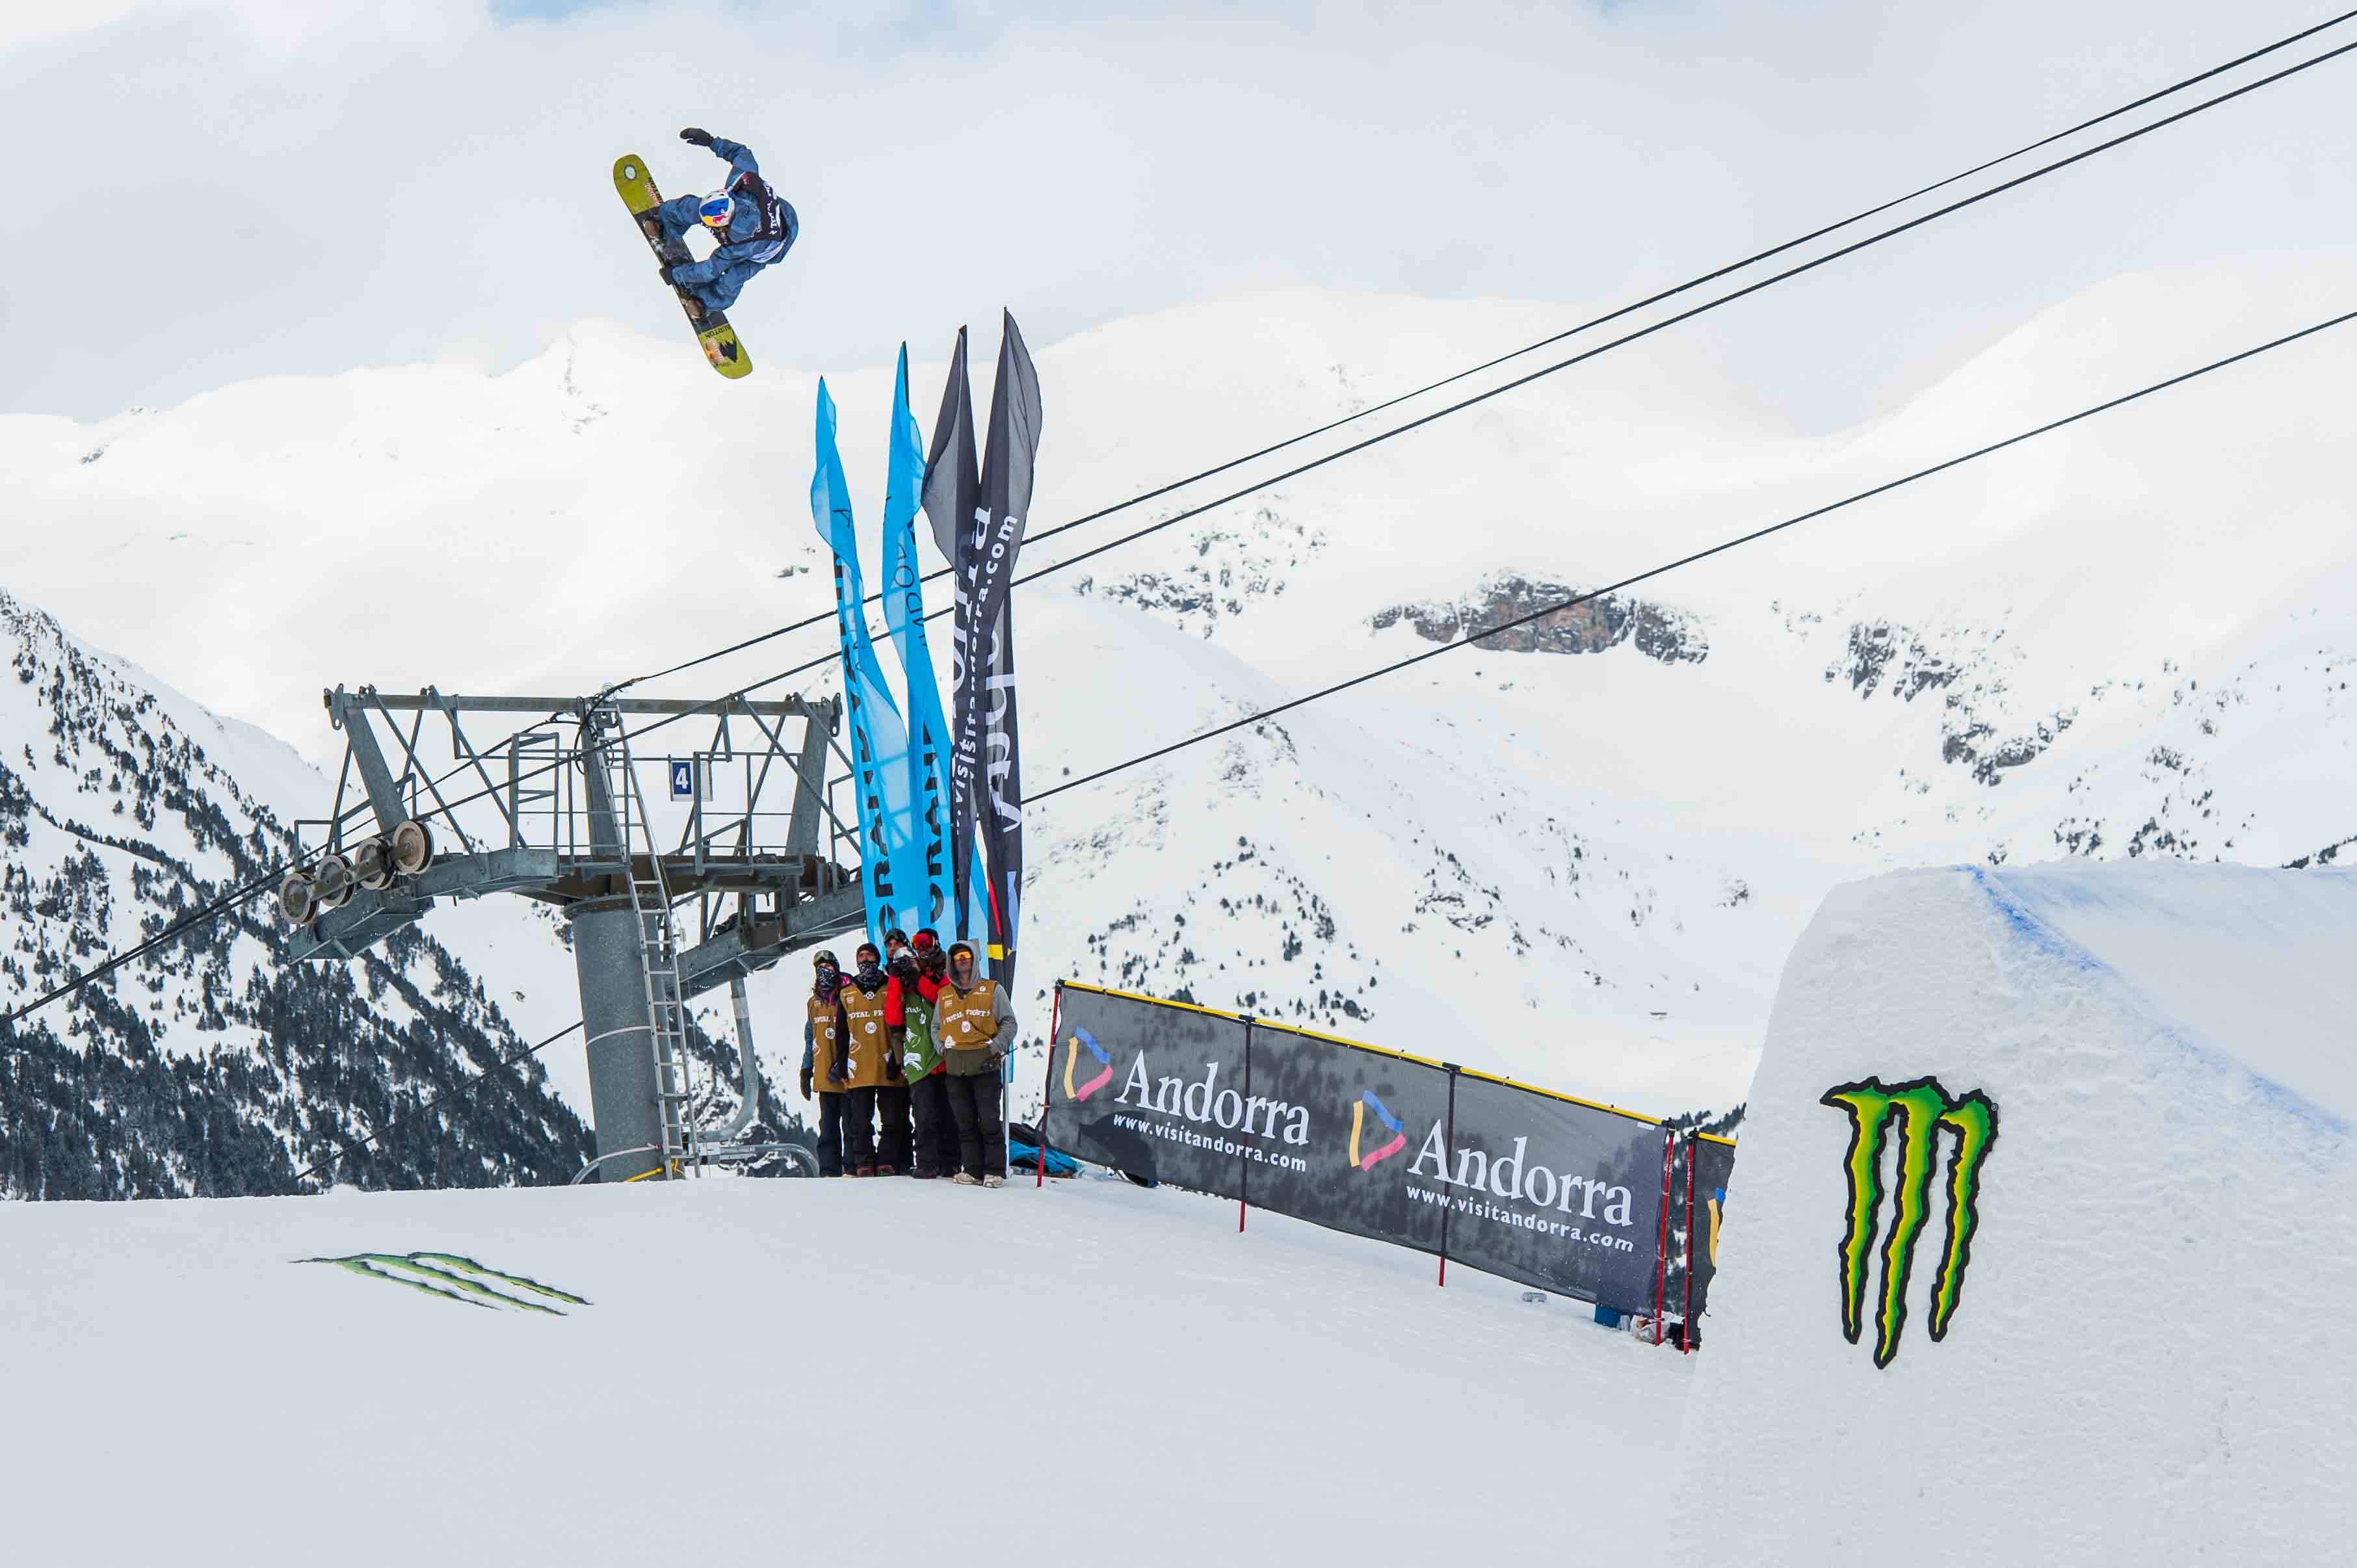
[596,711,698,1179]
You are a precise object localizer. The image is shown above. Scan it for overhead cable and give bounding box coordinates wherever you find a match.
[609,9,2357,694]
[12,25,2354,1027]
[1029,306,2357,801]
[608,24,2357,712]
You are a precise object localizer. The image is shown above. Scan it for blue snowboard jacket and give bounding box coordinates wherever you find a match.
[658,137,798,312]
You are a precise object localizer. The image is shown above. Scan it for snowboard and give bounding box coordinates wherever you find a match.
[612,153,752,380]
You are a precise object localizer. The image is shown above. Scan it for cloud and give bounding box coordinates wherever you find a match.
[4,0,2355,424]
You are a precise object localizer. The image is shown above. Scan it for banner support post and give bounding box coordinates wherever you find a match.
[1238,1017,1254,1233]
[1653,1130,1674,1346]
[1437,1063,1460,1288]
[1036,982,1062,1189]
[1681,1132,1698,1352]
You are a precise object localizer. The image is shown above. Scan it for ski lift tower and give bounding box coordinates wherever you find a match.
[281,686,868,1183]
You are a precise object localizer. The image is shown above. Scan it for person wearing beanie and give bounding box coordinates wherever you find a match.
[839,941,908,1176]
[798,949,852,1177]
[932,940,1018,1186]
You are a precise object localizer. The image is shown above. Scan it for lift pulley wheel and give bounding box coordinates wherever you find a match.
[312,854,354,914]
[352,836,394,892]
[278,871,315,926]
[389,818,435,877]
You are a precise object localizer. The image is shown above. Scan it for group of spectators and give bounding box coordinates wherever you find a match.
[798,928,1017,1186]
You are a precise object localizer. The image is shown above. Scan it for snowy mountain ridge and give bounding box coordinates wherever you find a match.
[0,590,801,1196]
[2,258,2352,1142]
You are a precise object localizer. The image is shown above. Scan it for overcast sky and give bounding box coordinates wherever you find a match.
[4,0,2354,426]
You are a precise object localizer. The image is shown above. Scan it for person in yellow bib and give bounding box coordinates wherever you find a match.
[838,942,908,1176]
[798,950,852,1177]
[932,941,1017,1186]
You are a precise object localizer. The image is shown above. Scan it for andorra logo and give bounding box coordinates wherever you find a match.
[1821,1077,1999,1368]
[1062,1025,1114,1102]
[1348,1089,1407,1171]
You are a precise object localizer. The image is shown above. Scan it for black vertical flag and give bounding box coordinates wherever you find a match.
[920,314,1042,984]
[919,327,980,942]
[973,313,1043,988]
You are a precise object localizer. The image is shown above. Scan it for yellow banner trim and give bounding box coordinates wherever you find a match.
[1053,980,1737,1143]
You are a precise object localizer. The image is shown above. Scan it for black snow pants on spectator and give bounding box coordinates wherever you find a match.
[850,1084,912,1171]
[945,1071,1005,1179]
[815,1092,849,1177]
[910,1071,957,1177]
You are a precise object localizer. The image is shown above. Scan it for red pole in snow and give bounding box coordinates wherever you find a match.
[1653,1131,1673,1347]
[1681,1132,1697,1353]
[1037,984,1062,1190]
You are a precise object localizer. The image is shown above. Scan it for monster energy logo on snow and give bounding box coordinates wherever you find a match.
[1821,1077,1999,1368]
[302,1252,591,1315]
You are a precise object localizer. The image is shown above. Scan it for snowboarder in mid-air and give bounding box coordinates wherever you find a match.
[653,127,798,320]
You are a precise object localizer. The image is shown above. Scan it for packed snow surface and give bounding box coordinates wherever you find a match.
[1683,859,2356,1564]
[5,858,2345,1562]
[0,1175,1691,1564]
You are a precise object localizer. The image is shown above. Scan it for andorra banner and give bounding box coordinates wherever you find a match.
[1043,982,1737,1320]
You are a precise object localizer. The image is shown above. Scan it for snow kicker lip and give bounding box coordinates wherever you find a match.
[299,1252,592,1316]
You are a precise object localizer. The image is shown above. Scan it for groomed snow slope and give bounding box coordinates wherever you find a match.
[1681,861,2356,1564]
[0,1175,1692,1564]
[6,860,2347,1560]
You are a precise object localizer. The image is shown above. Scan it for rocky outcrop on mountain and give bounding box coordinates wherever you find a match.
[1370,574,1708,664]
[1825,617,2077,787]
[1074,504,1326,638]
[1826,620,1962,701]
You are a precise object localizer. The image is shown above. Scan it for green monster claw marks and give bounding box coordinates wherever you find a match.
[300,1252,591,1315]
[1821,1078,1999,1368]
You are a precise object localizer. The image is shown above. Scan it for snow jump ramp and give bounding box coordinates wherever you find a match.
[1681,861,2356,1565]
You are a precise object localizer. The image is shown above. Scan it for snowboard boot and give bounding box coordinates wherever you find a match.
[952,1172,981,1187]
[854,1165,876,1178]
[982,1175,1005,1189]
[875,1164,898,1177]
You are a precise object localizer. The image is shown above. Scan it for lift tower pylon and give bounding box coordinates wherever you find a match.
[284,686,867,1183]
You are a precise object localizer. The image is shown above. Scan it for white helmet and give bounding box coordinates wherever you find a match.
[697,192,734,230]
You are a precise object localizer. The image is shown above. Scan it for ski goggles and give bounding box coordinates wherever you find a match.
[698,194,734,229]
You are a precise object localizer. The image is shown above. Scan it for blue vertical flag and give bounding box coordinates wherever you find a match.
[810,379,918,941]
[881,346,957,935]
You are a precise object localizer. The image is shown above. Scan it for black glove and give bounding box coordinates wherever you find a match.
[679,127,715,147]
[661,263,681,287]
[884,1053,904,1084]
[798,1066,813,1099]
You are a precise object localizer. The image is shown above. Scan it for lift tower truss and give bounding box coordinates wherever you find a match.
[283,686,867,1182]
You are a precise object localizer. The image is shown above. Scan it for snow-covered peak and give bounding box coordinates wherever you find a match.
[3,261,2352,1126]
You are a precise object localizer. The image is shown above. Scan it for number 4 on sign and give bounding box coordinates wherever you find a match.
[669,761,694,801]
